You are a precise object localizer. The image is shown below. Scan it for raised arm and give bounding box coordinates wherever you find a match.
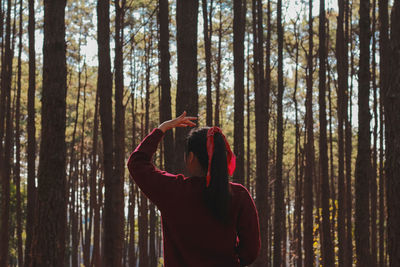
[127,111,197,210]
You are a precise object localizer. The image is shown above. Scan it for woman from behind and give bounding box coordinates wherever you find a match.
[127,112,260,266]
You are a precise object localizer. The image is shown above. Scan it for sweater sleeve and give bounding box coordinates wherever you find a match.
[236,186,261,266]
[127,128,184,211]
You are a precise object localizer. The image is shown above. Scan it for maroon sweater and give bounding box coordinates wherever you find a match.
[127,128,260,267]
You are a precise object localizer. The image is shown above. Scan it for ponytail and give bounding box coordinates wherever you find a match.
[186,127,233,224]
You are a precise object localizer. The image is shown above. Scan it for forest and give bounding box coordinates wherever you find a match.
[0,0,399,266]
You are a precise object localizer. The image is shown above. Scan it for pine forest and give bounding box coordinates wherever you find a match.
[0,0,399,266]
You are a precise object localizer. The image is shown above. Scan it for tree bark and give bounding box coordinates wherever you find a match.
[32,0,67,265]
[304,0,315,265]
[202,0,213,126]
[273,0,285,264]
[0,0,13,264]
[114,0,126,264]
[386,2,400,266]
[378,0,389,264]
[175,0,198,171]
[318,0,334,264]
[158,0,174,173]
[233,0,246,185]
[24,0,37,263]
[336,0,347,263]
[355,0,372,264]
[15,0,24,264]
[97,0,121,265]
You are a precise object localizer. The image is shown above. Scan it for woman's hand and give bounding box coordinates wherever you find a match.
[158,111,197,133]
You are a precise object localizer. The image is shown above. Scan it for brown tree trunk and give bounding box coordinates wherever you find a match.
[318,0,334,264]
[304,0,315,265]
[386,2,400,266]
[378,0,389,264]
[97,0,121,265]
[246,31,251,191]
[233,0,246,185]
[15,0,23,264]
[214,0,222,127]
[91,89,100,267]
[273,0,285,263]
[114,0,126,265]
[292,17,302,267]
[0,0,13,264]
[371,0,378,264]
[336,0,347,263]
[158,0,174,173]
[24,0,37,264]
[32,0,67,265]
[355,0,372,263]
[345,2,354,264]
[175,0,198,171]
[251,0,269,265]
[202,0,213,126]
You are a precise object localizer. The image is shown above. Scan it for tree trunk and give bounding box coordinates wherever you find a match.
[214,1,222,126]
[32,0,67,265]
[91,89,100,267]
[378,0,389,264]
[273,0,284,263]
[175,0,198,171]
[386,2,400,266]
[202,0,213,126]
[114,0,126,265]
[0,0,13,264]
[251,0,269,265]
[97,0,121,265]
[318,0,334,264]
[304,0,315,265]
[233,0,246,185]
[158,0,174,174]
[15,0,24,264]
[355,0,372,264]
[24,0,37,263]
[336,0,347,263]
[371,0,378,264]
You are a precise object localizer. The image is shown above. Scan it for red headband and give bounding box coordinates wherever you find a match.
[206,127,236,187]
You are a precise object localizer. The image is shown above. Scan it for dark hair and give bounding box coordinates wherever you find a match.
[186,127,231,224]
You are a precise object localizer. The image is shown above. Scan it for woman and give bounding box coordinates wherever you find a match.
[127,112,260,266]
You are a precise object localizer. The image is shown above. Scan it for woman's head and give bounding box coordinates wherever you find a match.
[185,127,231,224]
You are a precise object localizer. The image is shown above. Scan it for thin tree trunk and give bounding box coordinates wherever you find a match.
[371,0,378,264]
[91,89,100,267]
[0,0,13,264]
[214,0,222,127]
[202,0,213,126]
[15,0,24,264]
[304,0,315,265]
[251,0,269,265]
[114,0,126,265]
[292,17,302,267]
[158,0,174,173]
[318,0,334,264]
[378,0,389,264]
[24,0,37,264]
[274,0,284,263]
[345,2,354,264]
[233,0,246,185]
[336,0,347,263]
[355,0,372,263]
[386,2,400,266]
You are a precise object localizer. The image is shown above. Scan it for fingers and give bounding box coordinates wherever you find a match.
[178,111,187,118]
